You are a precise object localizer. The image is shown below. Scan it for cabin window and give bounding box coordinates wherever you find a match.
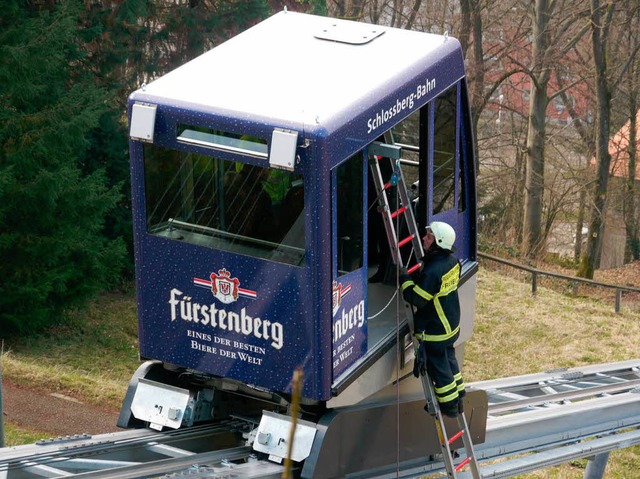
[458,82,473,215]
[177,125,268,159]
[143,145,305,265]
[432,85,457,214]
[336,153,364,275]
[388,108,426,233]
[391,111,420,185]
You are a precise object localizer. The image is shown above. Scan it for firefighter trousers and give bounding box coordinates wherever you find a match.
[424,342,465,412]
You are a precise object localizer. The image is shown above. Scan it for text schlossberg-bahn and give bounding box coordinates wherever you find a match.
[366,77,436,134]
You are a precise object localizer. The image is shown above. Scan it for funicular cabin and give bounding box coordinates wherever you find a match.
[124,10,484,476]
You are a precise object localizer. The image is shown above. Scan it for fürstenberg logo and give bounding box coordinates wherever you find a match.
[168,268,282,350]
[168,288,284,350]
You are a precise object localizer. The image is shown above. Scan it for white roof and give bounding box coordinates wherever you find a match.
[133,11,459,134]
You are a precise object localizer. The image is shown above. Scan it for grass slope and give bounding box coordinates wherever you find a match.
[465,267,640,478]
[1,267,639,476]
[1,291,139,411]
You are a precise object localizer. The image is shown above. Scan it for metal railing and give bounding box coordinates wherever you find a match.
[478,252,640,313]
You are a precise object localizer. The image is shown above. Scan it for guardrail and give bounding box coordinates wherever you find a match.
[478,252,640,313]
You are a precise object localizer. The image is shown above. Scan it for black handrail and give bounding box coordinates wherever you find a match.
[478,252,640,313]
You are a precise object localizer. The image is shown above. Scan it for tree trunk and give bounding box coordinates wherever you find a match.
[459,0,484,169]
[522,0,552,258]
[578,0,615,278]
[404,0,423,30]
[574,188,586,261]
[523,86,549,257]
[624,99,639,262]
[514,145,526,244]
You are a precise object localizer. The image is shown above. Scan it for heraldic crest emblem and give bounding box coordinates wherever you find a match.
[210,268,240,304]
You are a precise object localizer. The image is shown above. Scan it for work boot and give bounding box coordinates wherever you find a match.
[439,402,459,418]
[423,402,437,415]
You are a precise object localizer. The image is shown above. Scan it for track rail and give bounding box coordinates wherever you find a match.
[2,360,639,479]
[0,422,284,479]
[358,360,640,478]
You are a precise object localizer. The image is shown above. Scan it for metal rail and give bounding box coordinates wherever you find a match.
[2,361,639,479]
[478,252,640,312]
[0,422,285,479]
[358,360,640,478]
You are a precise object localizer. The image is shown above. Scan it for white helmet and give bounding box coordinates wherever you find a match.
[429,221,456,250]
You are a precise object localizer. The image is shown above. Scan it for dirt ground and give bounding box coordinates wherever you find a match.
[1,379,122,439]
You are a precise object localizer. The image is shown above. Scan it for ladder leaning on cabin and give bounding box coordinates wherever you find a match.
[368,139,482,479]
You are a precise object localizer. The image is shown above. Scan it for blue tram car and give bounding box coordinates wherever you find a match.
[120,10,486,477]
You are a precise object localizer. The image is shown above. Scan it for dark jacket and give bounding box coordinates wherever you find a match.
[400,249,461,345]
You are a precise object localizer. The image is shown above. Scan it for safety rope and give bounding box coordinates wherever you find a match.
[394,184,402,478]
[367,289,398,320]
[367,247,416,321]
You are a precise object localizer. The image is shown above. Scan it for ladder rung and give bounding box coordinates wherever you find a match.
[407,263,421,274]
[398,235,414,247]
[390,206,407,219]
[455,457,471,472]
[448,430,464,445]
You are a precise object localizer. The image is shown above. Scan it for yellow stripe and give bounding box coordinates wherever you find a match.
[433,298,451,334]
[415,325,460,342]
[413,285,433,300]
[437,390,459,404]
[435,381,457,395]
[401,280,414,291]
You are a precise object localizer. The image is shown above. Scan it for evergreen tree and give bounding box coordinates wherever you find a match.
[0,1,126,333]
[78,0,273,112]
[72,0,274,276]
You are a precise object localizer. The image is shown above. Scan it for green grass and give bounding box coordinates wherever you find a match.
[2,423,50,447]
[1,290,140,410]
[464,267,640,478]
[1,268,639,476]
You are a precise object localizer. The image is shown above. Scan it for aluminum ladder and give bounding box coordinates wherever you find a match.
[420,371,482,478]
[369,139,481,478]
[368,139,423,274]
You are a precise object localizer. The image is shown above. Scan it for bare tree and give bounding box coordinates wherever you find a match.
[521,0,590,258]
[554,67,596,261]
[330,0,426,27]
[327,0,366,19]
[578,0,640,277]
[620,5,640,262]
[579,0,615,277]
[476,109,529,246]
[460,1,539,246]
[624,99,639,262]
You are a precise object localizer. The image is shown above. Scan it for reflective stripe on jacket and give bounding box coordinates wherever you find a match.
[400,251,461,343]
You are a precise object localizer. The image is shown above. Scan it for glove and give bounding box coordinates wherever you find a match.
[398,266,410,283]
[413,340,428,378]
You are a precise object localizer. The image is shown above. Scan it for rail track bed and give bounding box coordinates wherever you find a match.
[2,360,639,479]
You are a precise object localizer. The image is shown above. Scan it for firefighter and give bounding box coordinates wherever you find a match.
[399,221,465,418]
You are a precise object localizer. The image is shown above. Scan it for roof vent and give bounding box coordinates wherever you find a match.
[315,21,385,45]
